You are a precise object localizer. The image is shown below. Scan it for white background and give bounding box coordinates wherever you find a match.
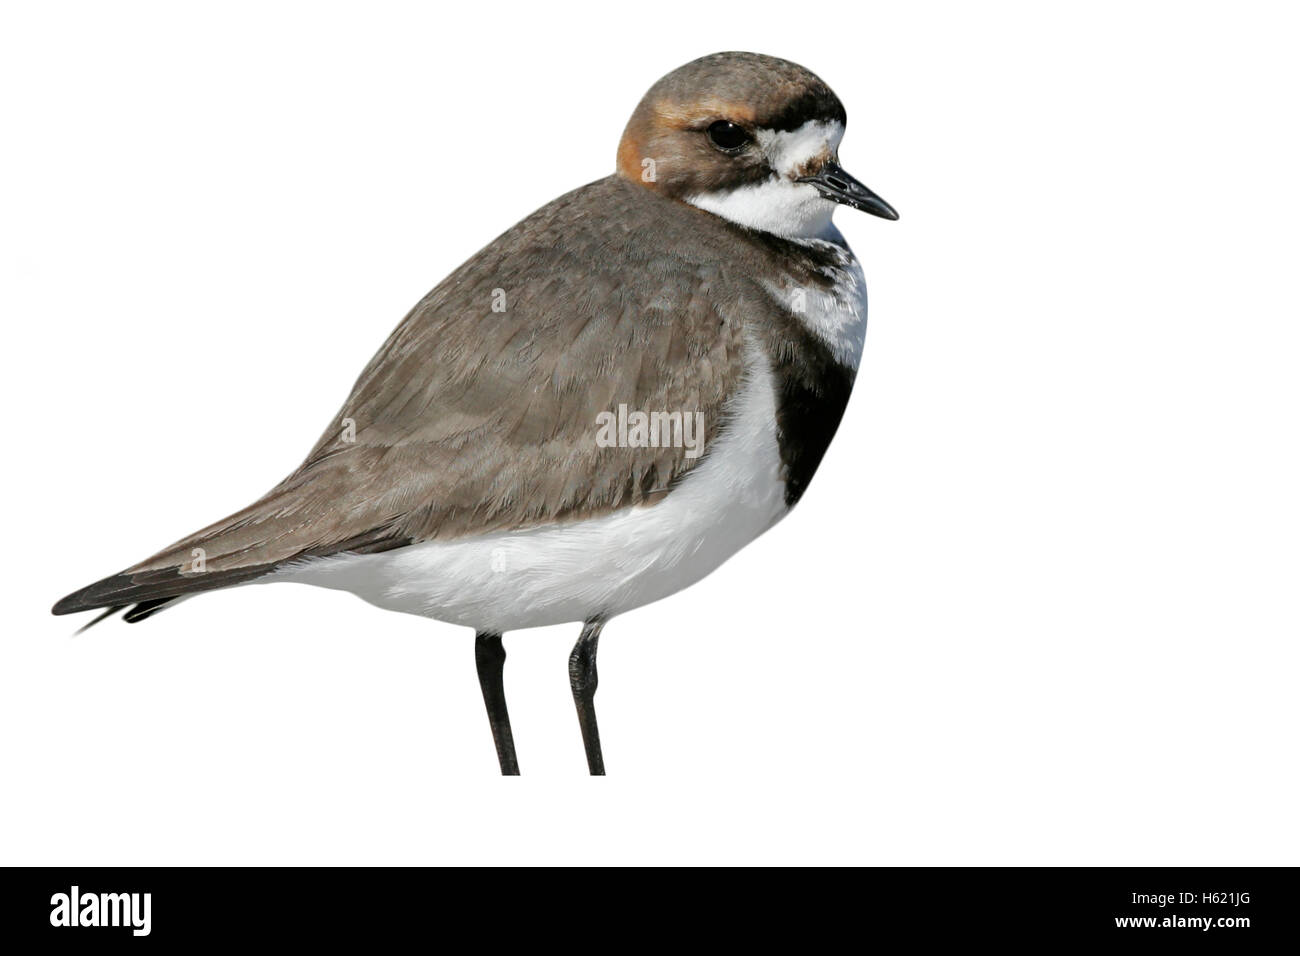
[2,1,1297,865]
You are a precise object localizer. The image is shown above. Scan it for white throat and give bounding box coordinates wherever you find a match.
[686,120,845,239]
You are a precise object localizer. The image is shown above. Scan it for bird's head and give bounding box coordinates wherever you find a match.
[617,51,898,239]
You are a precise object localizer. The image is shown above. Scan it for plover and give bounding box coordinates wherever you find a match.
[53,52,898,774]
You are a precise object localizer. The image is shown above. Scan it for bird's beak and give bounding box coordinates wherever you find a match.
[797,161,899,221]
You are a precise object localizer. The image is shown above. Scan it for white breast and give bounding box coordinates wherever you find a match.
[273,344,788,632]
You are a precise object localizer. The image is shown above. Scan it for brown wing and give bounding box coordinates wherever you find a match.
[53,176,750,616]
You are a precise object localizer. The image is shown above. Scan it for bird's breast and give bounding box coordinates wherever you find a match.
[753,241,865,507]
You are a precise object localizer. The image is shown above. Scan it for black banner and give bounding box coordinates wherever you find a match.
[1,867,1294,945]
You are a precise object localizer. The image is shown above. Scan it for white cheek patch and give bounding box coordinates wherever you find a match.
[687,120,846,238]
[757,120,844,177]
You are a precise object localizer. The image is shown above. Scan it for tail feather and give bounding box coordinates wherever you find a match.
[73,605,126,635]
[52,564,274,617]
[123,597,180,623]
[52,478,412,621]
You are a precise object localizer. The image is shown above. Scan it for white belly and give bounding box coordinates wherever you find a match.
[273,348,788,632]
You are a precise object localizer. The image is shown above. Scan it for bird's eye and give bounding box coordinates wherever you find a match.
[706,120,750,153]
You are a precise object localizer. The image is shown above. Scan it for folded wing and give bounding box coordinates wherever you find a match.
[53,177,749,617]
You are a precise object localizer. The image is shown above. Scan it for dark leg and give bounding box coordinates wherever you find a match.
[569,619,605,775]
[475,631,519,775]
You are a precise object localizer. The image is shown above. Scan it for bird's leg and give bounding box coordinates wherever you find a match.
[569,619,606,775]
[474,631,519,775]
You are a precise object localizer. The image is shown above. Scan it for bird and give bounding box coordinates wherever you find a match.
[52,51,898,775]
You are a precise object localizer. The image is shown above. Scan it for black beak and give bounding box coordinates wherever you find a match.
[797,161,899,221]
